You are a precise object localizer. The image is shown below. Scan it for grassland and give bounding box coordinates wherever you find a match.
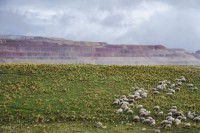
[0,64,200,133]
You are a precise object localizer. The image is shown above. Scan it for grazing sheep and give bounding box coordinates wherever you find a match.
[149,119,156,126]
[157,85,165,90]
[127,109,133,114]
[140,117,145,122]
[120,101,129,105]
[128,99,134,102]
[139,108,147,113]
[189,87,195,91]
[175,82,182,86]
[123,106,130,112]
[171,106,177,109]
[147,116,153,120]
[153,91,160,94]
[120,95,127,99]
[158,111,164,116]
[143,118,151,124]
[140,111,150,117]
[167,112,173,116]
[133,91,140,96]
[194,87,198,91]
[187,111,195,119]
[133,116,140,122]
[187,84,194,87]
[96,122,106,129]
[184,123,191,128]
[121,103,129,109]
[128,103,134,108]
[152,88,157,91]
[169,108,177,114]
[116,108,123,114]
[168,89,175,94]
[164,124,172,129]
[113,99,120,105]
[154,129,161,133]
[141,92,147,98]
[167,81,171,84]
[127,94,135,99]
[123,97,129,102]
[175,118,181,125]
[166,92,173,96]
[174,111,184,117]
[177,116,187,121]
[166,116,175,122]
[131,86,139,91]
[175,88,181,91]
[136,105,143,109]
[171,84,176,88]
[153,106,160,111]
[135,95,142,100]
[161,120,169,125]
[180,76,186,82]
[193,116,200,122]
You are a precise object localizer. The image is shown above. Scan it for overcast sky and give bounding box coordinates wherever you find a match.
[0,0,200,51]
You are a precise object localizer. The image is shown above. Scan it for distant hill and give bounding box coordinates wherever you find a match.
[196,50,200,54]
[0,35,200,65]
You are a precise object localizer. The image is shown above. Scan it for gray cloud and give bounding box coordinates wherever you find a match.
[0,0,200,51]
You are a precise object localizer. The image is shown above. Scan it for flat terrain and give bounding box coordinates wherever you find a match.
[0,64,200,132]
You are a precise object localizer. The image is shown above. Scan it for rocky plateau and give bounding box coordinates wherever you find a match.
[0,35,200,65]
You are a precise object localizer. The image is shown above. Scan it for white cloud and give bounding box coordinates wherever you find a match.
[0,0,200,51]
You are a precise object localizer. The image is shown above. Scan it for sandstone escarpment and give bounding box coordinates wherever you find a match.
[0,35,200,65]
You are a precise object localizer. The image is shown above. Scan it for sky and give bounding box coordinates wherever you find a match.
[0,0,200,52]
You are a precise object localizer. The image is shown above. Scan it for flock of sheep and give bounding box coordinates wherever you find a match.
[152,76,198,96]
[110,76,199,131]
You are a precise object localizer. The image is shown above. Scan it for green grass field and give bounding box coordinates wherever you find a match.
[0,64,200,133]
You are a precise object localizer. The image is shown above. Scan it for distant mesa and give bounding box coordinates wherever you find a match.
[196,50,200,54]
[0,35,200,65]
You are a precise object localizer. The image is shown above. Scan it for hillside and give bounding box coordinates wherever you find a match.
[0,64,200,132]
[1,35,200,65]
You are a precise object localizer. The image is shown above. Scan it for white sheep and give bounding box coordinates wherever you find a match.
[187,111,195,119]
[169,108,177,114]
[164,124,172,129]
[120,95,127,99]
[133,116,140,122]
[171,84,176,88]
[116,108,123,114]
[177,115,187,121]
[166,92,173,96]
[171,106,177,109]
[194,87,198,91]
[167,112,173,116]
[152,88,157,91]
[136,105,143,109]
[153,91,160,94]
[166,116,175,122]
[153,106,160,111]
[113,99,120,105]
[175,118,181,125]
[127,109,133,114]
[141,92,147,98]
[187,84,194,87]
[158,111,164,116]
[193,116,200,122]
[175,88,181,91]
[139,108,147,113]
[143,118,151,124]
[150,119,156,126]
[161,120,169,125]
[184,123,191,128]
[168,89,175,93]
